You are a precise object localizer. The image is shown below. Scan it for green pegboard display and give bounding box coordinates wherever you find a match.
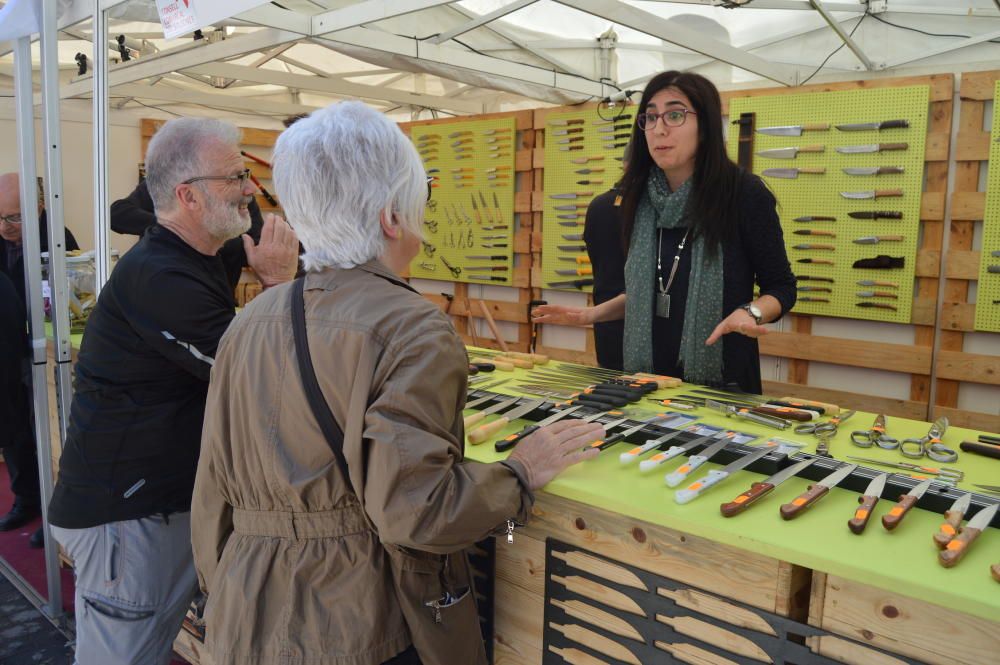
[728,86,930,324]
[404,118,517,285]
[541,107,631,292]
[974,80,1000,332]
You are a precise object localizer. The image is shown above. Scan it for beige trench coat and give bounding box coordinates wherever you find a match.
[191,261,533,665]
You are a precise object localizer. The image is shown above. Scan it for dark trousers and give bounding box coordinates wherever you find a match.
[3,384,40,509]
[383,645,422,665]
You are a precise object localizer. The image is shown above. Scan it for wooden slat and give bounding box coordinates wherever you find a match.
[930,406,1000,433]
[758,332,932,375]
[960,70,1000,101]
[533,344,598,366]
[939,303,977,332]
[788,315,811,384]
[400,109,533,131]
[514,191,532,214]
[422,295,529,324]
[915,249,941,278]
[944,250,981,280]
[910,298,936,326]
[950,191,986,221]
[955,131,992,161]
[936,349,1000,385]
[924,131,950,161]
[920,191,945,221]
[762,380,928,421]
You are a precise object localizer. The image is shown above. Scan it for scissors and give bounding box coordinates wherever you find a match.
[850,414,899,450]
[794,410,855,456]
[900,417,958,463]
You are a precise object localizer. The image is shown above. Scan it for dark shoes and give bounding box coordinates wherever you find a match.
[29,527,45,549]
[0,502,40,532]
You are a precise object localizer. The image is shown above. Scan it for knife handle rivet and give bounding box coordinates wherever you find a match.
[574,517,587,530]
[631,527,647,543]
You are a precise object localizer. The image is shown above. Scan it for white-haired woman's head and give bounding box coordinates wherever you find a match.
[272,101,425,271]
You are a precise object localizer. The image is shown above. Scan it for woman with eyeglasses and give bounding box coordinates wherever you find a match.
[533,71,796,393]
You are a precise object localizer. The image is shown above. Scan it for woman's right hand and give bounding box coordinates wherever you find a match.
[508,420,604,491]
[531,304,593,327]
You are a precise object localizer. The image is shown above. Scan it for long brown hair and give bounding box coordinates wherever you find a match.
[619,71,743,255]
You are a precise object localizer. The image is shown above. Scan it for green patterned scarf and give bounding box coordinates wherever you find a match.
[622,171,724,384]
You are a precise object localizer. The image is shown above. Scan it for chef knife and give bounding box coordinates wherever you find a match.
[463,396,522,429]
[467,399,547,445]
[756,145,825,160]
[932,493,972,550]
[720,458,816,517]
[836,142,908,154]
[762,167,826,179]
[836,119,909,131]
[793,215,837,222]
[847,472,888,534]
[779,463,857,520]
[757,123,830,137]
[841,189,903,200]
[853,235,905,244]
[847,211,903,220]
[675,445,773,504]
[939,503,999,568]
[639,431,734,473]
[494,404,586,452]
[843,166,905,176]
[881,478,934,530]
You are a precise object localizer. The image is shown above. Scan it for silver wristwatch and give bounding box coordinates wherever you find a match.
[741,302,763,325]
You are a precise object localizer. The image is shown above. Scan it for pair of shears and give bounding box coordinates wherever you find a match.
[850,414,899,450]
[900,417,958,463]
[794,410,855,456]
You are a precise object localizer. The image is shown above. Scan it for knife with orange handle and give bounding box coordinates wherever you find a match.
[847,472,888,534]
[462,396,520,429]
[939,504,998,568]
[881,478,933,531]
[494,404,588,453]
[933,494,972,549]
[721,458,816,518]
[779,463,857,520]
[467,399,545,445]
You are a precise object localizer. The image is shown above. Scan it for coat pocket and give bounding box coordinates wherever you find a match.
[383,545,486,665]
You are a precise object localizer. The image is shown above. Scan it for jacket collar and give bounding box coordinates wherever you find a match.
[307,259,418,294]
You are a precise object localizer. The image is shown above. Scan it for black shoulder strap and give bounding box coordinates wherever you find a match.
[290,277,351,482]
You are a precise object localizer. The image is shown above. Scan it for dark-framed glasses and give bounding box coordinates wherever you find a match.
[182,168,252,186]
[637,108,697,131]
[0,213,23,225]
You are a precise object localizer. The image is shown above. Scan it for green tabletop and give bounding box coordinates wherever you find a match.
[463,360,1000,623]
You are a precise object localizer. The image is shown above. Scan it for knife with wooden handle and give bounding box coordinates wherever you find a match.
[881,478,933,530]
[933,494,971,549]
[939,504,998,568]
[780,464,857,520]
[847,472,887,534]
[463,396,520,428]
[467,399,545,445]
[721,458,816,517]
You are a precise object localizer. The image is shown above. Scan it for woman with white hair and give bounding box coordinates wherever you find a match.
[191,101,603,665]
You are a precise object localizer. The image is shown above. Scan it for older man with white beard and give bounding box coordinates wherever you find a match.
[47,117,299,665]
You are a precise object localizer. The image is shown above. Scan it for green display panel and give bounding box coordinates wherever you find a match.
[728,86,930,324]
[974,80,1000,332]
[405,118,516,284]
[540,107,630,292]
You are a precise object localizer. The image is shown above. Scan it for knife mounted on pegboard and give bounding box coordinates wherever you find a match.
[733,111,755,171]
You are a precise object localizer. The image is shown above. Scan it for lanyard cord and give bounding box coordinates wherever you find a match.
[656,228,691,295]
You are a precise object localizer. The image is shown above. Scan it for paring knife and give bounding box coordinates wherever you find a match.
[843,167,905,176]
[857,291,898,299]
[494,404,586,452]
[857,279,897,288]
[638,430,734,473]
[939,504,999,568]
[857,302,897,311]
[597,124,631,133]
[756,145,825,159]
[675,446,773,504]
[793,230,836,237]
[547,278,593,289]
[793,243,835,250]
[932,493,972,550]
[575,168,605,174]
[796,258,834,264]
[779,463,858,520]
[847,472,888,534]
[551,127,584,136]
[836,142,908,154]
[721,458,816,517]
[798,286,831,293]
[559,145,584,152]
[557,136,585,144]
[794,215,836,222]
[840,189,903,200]
[836,119,909,131]
[853,235,905,244]
[757,123,830,137]
[762,167,826,179]
[570,156,605,164]
[463,396,522,429]
[467,399,546,445]
[797,275,835,282]
[554,204,589,210]
[848,211,903,220]
[551,192,594,200]
[881,478,934,530]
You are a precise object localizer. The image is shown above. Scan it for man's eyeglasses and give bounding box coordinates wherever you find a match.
[0,213,22,225]
[182,168,252,186]
[637,108,697,131]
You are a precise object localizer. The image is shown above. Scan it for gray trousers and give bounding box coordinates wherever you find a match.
[52,512,199,665]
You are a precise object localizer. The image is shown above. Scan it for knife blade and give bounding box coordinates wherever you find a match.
[757,123,830,137]
[618,427,690,464]
[762,167,826,179]
[559,145,584,152]
[847,472,888,534]
[493,404,585,452]
[843,166,905,176]
[853,235,905,244]
[721,458,816,517]
[665,434,744,488]
[559,256,591,264]
[463,396,522,429]
[756,145,825,160]
[557,136,585,144]
[558,245,587,252]
[933,493,972,550]
[836,142,908,154]
[792,244,835,250]
[675,446,773,504]
[575,168,605,174]
[796,275,835,282]
[793,230,836,237]
[847,210,903,220]
[555,267,593,276]
[857,290,899,299]
[881,478,934,530]
[586,417,654,451]
[561,233,583,241]
[551,127,584,136]
[780,463,857,520]
[793,215,837,222]
[857,279,897,287]
[570,156,605,164]
[796,258,834,264]
[557,214,583,220]
[554,204,589,210]
[548,118,584,126]
[836,119,909,131]
[464,393,502,411]
[467,399,547,445]
[547,278,594,289]
[551,192,594,200]
[840,189,903,199]
[939,504,999,568]
[638,430,734,473]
